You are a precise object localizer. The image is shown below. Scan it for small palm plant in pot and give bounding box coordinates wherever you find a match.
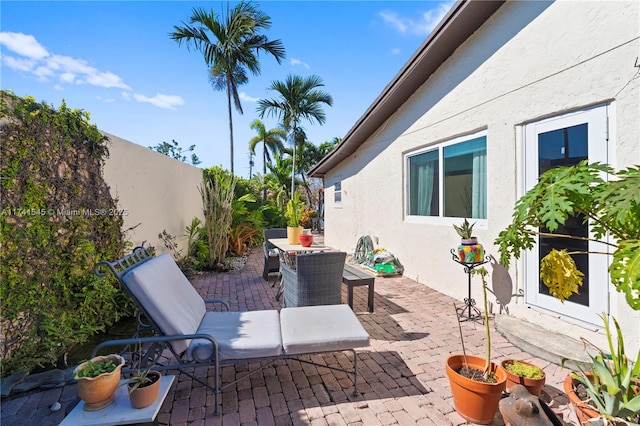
[285,192,304,244]
[125,341,161,409]
[446,267,507,425]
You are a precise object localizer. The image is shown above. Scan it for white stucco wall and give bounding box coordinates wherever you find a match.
[101,132,203,255]
[324,1,639,353]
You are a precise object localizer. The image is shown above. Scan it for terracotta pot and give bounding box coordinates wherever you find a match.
[446,354,507,425]
[501,359,546,396]
[74,354,125,411]
[563,373,600,425]
[128,371,161,409]
[299,234,313,247]
[287,226,303,244]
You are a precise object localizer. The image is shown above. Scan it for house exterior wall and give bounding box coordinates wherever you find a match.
[323,1,639,352]
[102,132,203,255]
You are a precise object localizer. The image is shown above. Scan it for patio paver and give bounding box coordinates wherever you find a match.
[0,244,581,425]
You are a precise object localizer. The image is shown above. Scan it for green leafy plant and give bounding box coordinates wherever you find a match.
[503,360,544,379]
[200,167,235,268]
[123,341,159,394]
[1,91,130,377]
[563,314,640,424]
[453,218,476,240]
[74,358,119,378]
[285,192,304,228]
[495,161,640,310]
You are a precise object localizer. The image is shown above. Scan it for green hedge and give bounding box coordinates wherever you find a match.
[0,91,131,376]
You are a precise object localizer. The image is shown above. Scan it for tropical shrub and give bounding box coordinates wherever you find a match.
[0,91,130,376]
[200,167,235,268]
[495,161,640,310]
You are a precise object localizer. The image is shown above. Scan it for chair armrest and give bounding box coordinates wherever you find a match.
[90,333,220,364]
[203,299,230,311]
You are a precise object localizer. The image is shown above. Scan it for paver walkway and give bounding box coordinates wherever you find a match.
[1,244,580,425]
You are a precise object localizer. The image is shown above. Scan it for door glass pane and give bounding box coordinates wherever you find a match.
[537,123,589,306]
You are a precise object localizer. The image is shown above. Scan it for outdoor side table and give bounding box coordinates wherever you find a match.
[60,374,174,426]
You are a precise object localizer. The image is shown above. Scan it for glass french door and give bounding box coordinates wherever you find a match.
[523,104,610,325]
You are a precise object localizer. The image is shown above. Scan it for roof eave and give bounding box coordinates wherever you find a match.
[309,0,505,178]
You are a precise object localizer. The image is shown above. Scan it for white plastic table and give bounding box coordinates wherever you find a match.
[60,375,174,426]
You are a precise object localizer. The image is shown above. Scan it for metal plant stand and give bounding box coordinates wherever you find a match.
[450,249,492,322]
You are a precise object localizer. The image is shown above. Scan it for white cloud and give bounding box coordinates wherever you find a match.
[59,72,76,84]
[1,32,182,109]
[239,92,259,103]
[1,55,37,73]
[0,32,49,59]
[133,93,184,110]
[380,2,454,36]
[290,58,310,69]
[391,47,401,56]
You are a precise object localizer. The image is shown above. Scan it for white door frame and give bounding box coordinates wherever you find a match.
[523,104,610,326]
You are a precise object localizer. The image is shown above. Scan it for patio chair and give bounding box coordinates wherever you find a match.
[92,247,369,416]
[263,228,287,281]
[281,251,347,308]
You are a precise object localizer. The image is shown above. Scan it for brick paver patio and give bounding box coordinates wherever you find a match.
[1,243,580,425]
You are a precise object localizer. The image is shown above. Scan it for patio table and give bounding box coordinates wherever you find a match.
[268,238,330,301]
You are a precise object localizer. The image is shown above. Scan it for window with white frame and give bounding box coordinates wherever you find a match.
[334,182,342,204]
[406,132,487,219]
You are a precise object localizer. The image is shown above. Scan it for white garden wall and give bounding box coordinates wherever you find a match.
[101,132,203,256]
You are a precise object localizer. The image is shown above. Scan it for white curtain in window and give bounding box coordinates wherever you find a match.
[472,150,487,218]
[416,161,434,215]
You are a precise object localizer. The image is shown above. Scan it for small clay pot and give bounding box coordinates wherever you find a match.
[299,234,313,247]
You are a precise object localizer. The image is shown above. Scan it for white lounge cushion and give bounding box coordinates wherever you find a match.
[280,305,370,355]
[188,310,283,361]
[123,253,205,354]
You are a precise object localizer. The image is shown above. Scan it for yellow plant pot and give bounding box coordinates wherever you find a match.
[287,226,303,244]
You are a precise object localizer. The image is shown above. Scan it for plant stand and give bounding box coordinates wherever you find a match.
[450,250,491,322]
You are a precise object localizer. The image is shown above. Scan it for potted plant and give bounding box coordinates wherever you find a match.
[285,192,304,244]
[127,368,161,409]
[446,267,507,424]
[562,314,640,426]
[125,341,162,409]
[495,162,640,424]
[454,218,484,263]
[500,359,546,396]
[74,354,125,411]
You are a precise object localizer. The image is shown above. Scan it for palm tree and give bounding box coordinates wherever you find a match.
[248,119,285,200]
[257,74,332,198]
[170,3,285,174]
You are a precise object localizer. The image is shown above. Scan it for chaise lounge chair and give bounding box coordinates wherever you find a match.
[92,247,370,415]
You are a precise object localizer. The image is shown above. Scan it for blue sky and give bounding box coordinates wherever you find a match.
[1,1,453,176]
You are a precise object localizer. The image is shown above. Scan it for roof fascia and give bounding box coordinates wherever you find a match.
[309,0,505,177]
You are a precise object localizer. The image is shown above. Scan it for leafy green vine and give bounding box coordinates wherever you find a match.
[1,90,131,376]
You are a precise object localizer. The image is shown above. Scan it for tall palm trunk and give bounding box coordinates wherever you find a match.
[226,83,234,174]
[290,118,297,199]
[262,145,268,200]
